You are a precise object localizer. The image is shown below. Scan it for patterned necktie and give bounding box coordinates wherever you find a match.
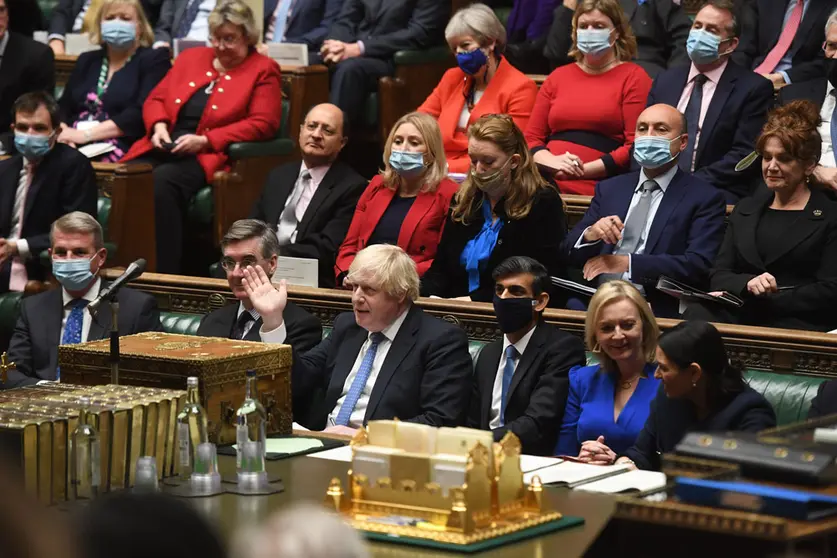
[232,311,254,340]
[176,0,204,39]
[8,163,34,292]
[276,170,311,245]
[616,180,660,255]
[681,74,707,172]
[335,332,386,426]
[499,345,519,427]
[755,0,804,75]
[62,299,90,345]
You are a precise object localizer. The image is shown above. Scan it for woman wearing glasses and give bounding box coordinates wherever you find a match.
[122,0,282,274]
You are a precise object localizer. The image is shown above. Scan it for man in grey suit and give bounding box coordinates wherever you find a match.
[47,0,163,54]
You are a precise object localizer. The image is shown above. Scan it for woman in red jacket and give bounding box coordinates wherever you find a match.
[121,0,282,273]
[524,0,651,196]
[418,3,538,176]
[335,112,459,285]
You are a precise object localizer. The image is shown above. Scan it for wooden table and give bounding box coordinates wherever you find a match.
[195,453,616,557]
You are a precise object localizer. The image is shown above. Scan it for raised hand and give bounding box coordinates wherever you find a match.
[242,266,287,330]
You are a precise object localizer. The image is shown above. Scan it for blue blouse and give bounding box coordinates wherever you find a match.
[459,200,504,292]
[555,363,660,456]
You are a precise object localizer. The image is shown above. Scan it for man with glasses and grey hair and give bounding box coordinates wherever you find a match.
[810,8,837,190]
[196,219,321,352]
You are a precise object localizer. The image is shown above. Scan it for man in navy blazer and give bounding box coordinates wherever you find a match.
[563,104,727,318]
[647,0,774,203]
[263,0,342,50]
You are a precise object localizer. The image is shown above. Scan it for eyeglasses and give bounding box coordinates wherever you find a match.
[823,41,837,56]
[220,256,259,271]
[211,34,244,48]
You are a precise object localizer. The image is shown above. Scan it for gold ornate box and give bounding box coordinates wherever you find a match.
[57,332,292,444]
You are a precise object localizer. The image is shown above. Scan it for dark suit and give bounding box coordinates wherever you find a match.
[0,145,97,291]
[323,0,449,125]
[564,169,727,318]
[249,160,367,288]
[623,384,776,470]
[292,306,472,430]
[544,0,691,77]
[647,61,774,201]
[196,300,322,353]
[808,380,837,419]
[58,47,171,154]
[0,33,54,141]
[4,284,163,388]
[420,188,567,303]
[685,186,837,331]
[733,0,837,96]
[263,0,343,49]
[467,322,586,456]
[49,0,164,37]
[7,0,45,38]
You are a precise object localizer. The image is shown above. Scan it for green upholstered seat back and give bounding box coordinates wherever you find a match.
[97,196,111,239]
[159,311,203,336]
[744,370,824,426]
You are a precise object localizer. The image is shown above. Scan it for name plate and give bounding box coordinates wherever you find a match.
[273,256,318,288]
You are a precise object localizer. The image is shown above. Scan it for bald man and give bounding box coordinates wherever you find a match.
[563,104,727,318]
[251,103,366,288]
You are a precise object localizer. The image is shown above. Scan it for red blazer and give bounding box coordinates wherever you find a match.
[418,58,538,174]
[122,47,282,183]
[335,175,459,280]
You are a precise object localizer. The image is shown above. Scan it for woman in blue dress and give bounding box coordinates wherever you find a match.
[555,280,660,462]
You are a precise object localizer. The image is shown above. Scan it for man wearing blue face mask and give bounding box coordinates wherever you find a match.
[0,92,97,294]
[646,0,774,203]
[4,212,162,388]
[563,103,726,318]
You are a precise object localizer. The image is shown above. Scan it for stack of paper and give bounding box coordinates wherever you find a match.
[523,462,631,488]
[576,470,667,494]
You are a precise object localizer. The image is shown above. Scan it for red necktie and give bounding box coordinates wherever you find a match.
[755,0,803,75]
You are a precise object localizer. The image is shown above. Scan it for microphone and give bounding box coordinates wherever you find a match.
[88,259,147,315]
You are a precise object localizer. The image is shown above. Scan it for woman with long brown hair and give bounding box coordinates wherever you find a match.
[420,113,567,302]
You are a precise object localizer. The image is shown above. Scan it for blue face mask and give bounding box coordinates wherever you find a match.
[101,19,137,49]
[687,29,725,65]
[52,256,97,291]
[633,136,680,169]
[389,150,426,178]
[14,132,53,160]
[456,47,488,75]
[576,28,613,56]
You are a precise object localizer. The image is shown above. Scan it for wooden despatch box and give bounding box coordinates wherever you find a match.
[58,332,292,444]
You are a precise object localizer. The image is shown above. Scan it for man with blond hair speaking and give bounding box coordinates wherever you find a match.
[242,244,473,435]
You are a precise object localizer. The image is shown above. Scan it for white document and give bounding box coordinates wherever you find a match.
[814,428,837,444]
[520,455,563,473]
[523,461,630,488]
[576,470,667,494]
[273,256,318,288]
[308,444,353,462]
[78,143,116,159]
[232,438,324,454]
[64,33,98,55]
[267,42,309,66]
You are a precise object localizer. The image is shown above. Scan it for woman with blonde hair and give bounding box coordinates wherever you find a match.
[335,112,458,285]
[420,113,566,302]
[525,0,651,195]
[56,0,170,161]
[555,280,661,461]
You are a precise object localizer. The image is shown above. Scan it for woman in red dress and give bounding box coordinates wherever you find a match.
[525,0,651,196]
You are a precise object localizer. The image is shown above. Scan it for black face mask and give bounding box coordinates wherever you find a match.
[828,58,837,89]
[493,295,536,334]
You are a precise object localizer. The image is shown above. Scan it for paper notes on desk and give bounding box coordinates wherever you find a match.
[523,462,632,488]
[309,445,353,462]
[576,470,667,494]
[273,256,319,288]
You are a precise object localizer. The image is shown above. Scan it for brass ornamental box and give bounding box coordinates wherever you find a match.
[57,332,293,444]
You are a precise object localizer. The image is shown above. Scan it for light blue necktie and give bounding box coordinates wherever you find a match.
[58,299,88,382]
[499,345,518,427]
[335,332,386,426]
[271,0,294,43]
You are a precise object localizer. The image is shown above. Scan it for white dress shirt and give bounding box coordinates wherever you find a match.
[820,82,836,168]
[281,162,330,243]
[488,325,536,429]
[456,90,485,131]
[184,0,216,42]
[676,61,727,171]
[574,164,678,281]
[60,277,102,344]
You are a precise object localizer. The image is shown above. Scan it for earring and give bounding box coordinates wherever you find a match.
[591,342,601,353]
[692,381,697,387]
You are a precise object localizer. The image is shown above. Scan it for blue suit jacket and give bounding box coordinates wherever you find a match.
[647,61,774,202]
[564,168,726,317]
[263,0,343,49]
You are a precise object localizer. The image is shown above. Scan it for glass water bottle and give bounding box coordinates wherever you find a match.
[176,376,209,480]
[235,370,267,474]
[70,397,100,500]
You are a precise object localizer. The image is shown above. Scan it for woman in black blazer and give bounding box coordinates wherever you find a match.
[684,101,837,331]
[420,114,567,303]
[56,0,170,161]
[613,321,776,472]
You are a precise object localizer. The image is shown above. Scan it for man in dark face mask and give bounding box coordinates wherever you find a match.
[466,256,585,456]
[812,9,837,191]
